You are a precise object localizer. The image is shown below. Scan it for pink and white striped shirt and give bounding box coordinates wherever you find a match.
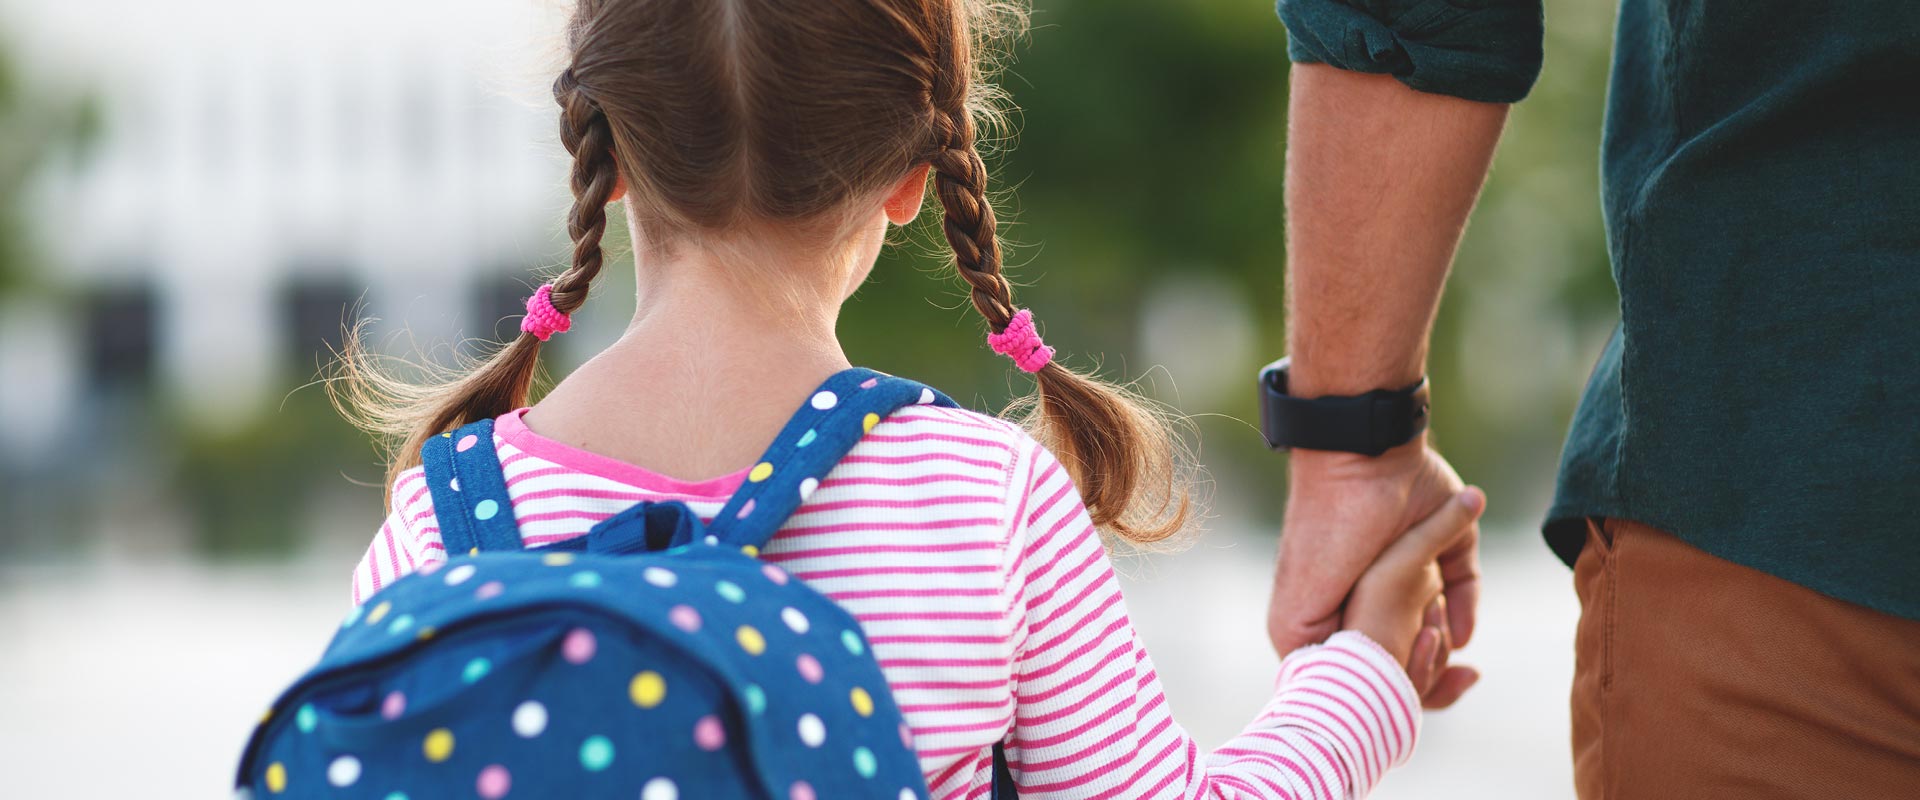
[354,405,1420,798]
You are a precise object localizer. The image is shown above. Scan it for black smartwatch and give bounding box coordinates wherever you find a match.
[1257,357,1429,456]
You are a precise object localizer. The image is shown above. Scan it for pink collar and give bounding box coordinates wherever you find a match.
[494,408,750,497]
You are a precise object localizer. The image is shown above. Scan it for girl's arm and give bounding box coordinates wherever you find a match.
[350,467,448,605]
[1007,443,1418,798]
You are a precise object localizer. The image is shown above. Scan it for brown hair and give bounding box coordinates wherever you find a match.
[335,0,1189,543]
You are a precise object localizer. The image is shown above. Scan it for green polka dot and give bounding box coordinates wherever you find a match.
[569,571,603,589]
[841,629,865,656]
[340,605,362,628]
[473,500,500,521]
[387,614,414,635]
[742,684,766,716]
[579,735,615,771]
[796,429,818,447]
[462,657,492,684]
[385,794,409,800]
[715,580,746,603]
[853,747,877,778]
[295,703,318,733]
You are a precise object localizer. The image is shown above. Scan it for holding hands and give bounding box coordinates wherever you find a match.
[1270,440,1485,708]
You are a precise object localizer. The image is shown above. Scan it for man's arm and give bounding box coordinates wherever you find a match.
[1269,63,1509,708]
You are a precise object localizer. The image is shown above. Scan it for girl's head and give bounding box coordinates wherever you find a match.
[340,0,1190,543]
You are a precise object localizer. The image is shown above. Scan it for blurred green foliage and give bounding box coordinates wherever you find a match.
[845,0,1623,532]
[0,27,98,293]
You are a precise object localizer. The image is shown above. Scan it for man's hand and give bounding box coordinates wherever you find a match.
[1269,63,1508,709]
[1268,437,1483,708]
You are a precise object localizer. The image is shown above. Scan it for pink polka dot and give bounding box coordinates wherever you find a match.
[859,377,879,389]
[456,434,479,453]
[796,654,823,684]
[669,605,702,633]
[694,715,726,751]
[419,560,443,576]
[476,764,511,799]
[475,581,505,601]
[789,781,816,800]
[562,628,596,664]
[736,499,756,519]
[381,691,406,720]
[761,564,789,585]
[900,723,914,749]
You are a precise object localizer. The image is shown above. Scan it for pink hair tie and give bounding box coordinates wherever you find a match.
[987,309,1055,373]
[520,283,572,341]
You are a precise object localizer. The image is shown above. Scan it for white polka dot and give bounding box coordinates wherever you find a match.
[899,790,918,800]
[797,714,825,747]
[643,567,678,587]
[327,755,361,787]
[798,478,819,500]
[450,477,460,492]
[781,607,810,634]
[642,777,679,800]
[705,535,719,545]
[810,391,838,410]
[511,701,547,738]
[917,387,935,405]
[444,564,476,586]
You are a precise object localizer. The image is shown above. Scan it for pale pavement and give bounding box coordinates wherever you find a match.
[0,528,1577,798]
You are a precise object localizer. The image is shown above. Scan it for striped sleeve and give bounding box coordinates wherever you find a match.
[1005,441,1419,799]
[350,467,449,606]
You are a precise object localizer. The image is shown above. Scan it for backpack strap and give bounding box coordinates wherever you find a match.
[420,418,526,556]
[705,368,956,549]
[991,743,1018,798]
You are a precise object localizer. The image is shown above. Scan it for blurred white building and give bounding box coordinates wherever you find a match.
[0,0,573,449]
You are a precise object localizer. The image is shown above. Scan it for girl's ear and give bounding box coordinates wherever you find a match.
[611,164,628,203]
[883,164,931,225]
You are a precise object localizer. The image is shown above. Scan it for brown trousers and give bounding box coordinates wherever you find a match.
[1571,519,1920,799]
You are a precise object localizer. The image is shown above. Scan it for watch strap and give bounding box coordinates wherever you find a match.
[1258,357,1430,456]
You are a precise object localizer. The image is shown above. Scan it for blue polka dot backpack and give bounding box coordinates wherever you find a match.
[236,369,1017,799]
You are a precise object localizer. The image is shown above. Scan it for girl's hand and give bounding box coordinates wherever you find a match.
[1344,487,1484,707]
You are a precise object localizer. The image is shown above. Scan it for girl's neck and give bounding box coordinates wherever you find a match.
[522,237,867,482]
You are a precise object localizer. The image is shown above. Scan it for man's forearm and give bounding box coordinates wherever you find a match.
[1284,64,1508,400]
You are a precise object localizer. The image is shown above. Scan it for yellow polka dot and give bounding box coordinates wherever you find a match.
[748,462,774,483]
[542,552,574,566]
[442,432,452,438]
[630,671,667,708]
[863,413,880,433]
[365,601,391,626]
[423,728,455,762]
[740,545,759,558]
[469,547,480,556]
[265,762,287,793]
[416,626,436,641]
[850,687,874,718]
[259,707,272,724]
[736,625,766,656]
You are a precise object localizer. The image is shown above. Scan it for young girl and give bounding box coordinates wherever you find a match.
[341,1,1476,796]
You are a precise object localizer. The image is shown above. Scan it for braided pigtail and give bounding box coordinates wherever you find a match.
[928,65,1190,544]
[331,69,622,501]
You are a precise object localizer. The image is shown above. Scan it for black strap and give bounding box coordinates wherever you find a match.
[991,743,1018,799]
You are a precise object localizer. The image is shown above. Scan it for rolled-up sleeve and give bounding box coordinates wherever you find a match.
[1277,0,1544,103]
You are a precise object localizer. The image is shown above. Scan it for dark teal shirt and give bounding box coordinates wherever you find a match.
[1279,0,1920,620]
